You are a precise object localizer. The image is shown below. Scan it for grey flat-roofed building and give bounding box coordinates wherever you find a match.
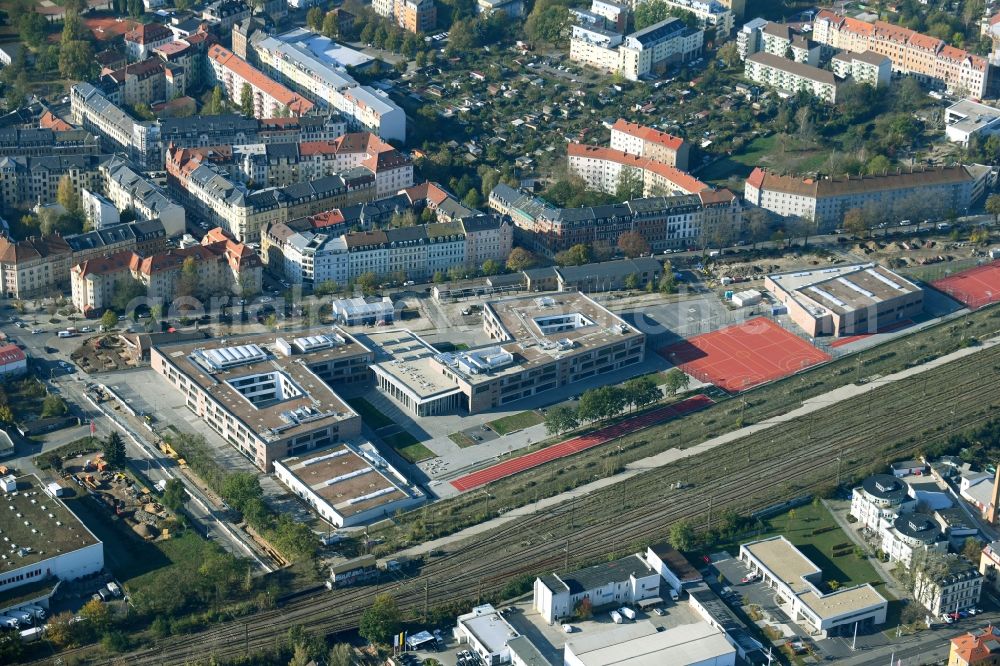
[556,257,662,293]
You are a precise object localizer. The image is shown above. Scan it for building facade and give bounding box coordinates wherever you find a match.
[609,118,690,170]
[744,165,981,232]
[813,11,989,97]
[206,44,315,118]
[745,52,838,103]
[251,29,406,141]
[101,157,186,237]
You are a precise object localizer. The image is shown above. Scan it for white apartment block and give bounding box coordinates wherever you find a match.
[744,52,838,103]
[80,188,120,230]
[70,83,161,170]
[101,157,186,237]
[252,29,406,141]
[660,0,734,40]
[620,18,704,80]
[813,10,989,97]
[831,50,892,87]
[533,553,661,624]
[881,512,949,566]
[571,17,703,81]
[609,118,690,170]
[570,25,624,73]
[850,474,917,532]
[567,143,708,197]
[744,165,980,232]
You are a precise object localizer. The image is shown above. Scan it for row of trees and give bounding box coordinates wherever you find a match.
[544,371,690,435]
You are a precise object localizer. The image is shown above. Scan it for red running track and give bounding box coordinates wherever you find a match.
[933,261,1000,310]
[450,394,714,492]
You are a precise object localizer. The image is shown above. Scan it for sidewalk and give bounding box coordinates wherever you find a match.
[823,499,909,600]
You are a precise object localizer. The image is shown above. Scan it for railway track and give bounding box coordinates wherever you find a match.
[30,343,1000,665]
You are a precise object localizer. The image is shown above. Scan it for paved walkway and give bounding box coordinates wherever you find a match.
[823,499,909,600]
[394,330,1000,560]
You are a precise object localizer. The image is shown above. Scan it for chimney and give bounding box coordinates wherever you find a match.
[986,464,1000,524]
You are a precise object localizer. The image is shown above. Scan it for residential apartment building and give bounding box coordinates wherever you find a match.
[0,235,72,298]
[744,52,839,103]
[65,220,168,266]
[569,24,625,73]
[736,17,768,60]
[831,50,892,87]
[263,215,507,285]
[813,10,990,97]
[488,183,740,254]
[620,18,704,80]
[167,146,376,242]
[101,157,186,237]
[201,0,251,32]
[225,133,413,196]
[882,513,949,565]
[80,187,119,230]
[570,16,703,81]
[70,83,161,170]
[101,57,186,108]
[567,143,709,196]
[609,118,690,170]
[757,22,819,64]
[0,127,101,159]
[130,228,262,302]
[125,22,173,61]
[251,29,406,141]
[945,99,1000,146]
[372,0,436,33]
[659,0,733,41]
[914,557,983,618]
[0,154,108,210]
[158,113,346,151]
[949,625,1000,666]
[70,250,136,315]
[850,473,917,532]
[744,165,982,232]
[207,45,314,118]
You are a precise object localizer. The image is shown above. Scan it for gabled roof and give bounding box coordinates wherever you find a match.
[125,22,173,45]
[611,118,685,152]
[206,44,314,116]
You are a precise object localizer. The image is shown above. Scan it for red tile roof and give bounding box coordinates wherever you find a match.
[40,111,73,132]
[612,118,685,152]
[0,344,25,366]
[951,626,1000,664]
[73,250,136,278]
[207,45,314,116]
[567,143,708,194]
[125,22,173,45]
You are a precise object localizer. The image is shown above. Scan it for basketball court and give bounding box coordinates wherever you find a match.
[932,261,1000,310]
[657,318,831,393]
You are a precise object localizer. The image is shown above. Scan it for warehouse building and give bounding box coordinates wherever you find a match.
[330,297,395,327]
[739,536,887,637]
[0,475,104,611]
[151,329,370,471]
[273,441,423,527]
[563,620,736,666]
[533,553,660,624]
[367,292,645,416]
[454,604,521,665]
[765,263,923,337]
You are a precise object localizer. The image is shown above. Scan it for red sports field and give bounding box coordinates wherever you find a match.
[450,394,714,492]
[657,318,831,393]
[933,261,1000,310]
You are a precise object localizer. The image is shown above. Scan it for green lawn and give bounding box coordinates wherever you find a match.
[449,432,477,448]
[347,397,394,429]
[705,503,885,592]
[698,134,832,186]
[382,431,436,463]
[487,410,545,435]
